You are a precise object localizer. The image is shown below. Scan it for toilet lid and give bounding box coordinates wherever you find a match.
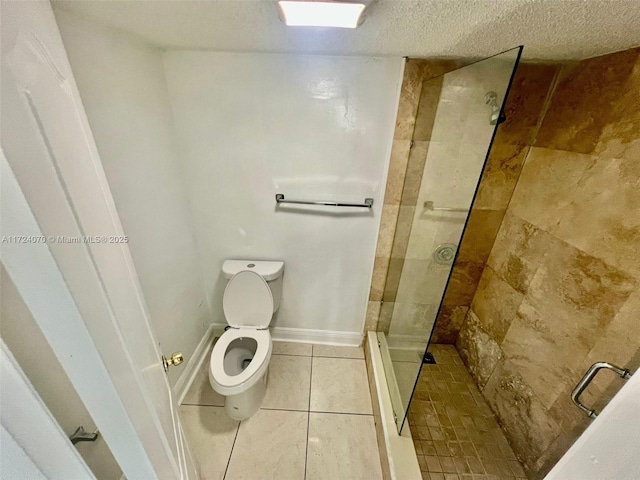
[223,270,274,328]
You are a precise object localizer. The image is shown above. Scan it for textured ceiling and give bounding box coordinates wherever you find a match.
[52,0,640,61]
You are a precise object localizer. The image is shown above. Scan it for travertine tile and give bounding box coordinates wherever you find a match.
[498,63,558,146]
[387,301,438,338]
[402,142,430,206]
[370,256,390,301]
[378,301,394,333]
[586,289,640,377]
[383,257,405,302]
[310,357,372,414]
[179,405,239,480]
[594,52,640,160]
[549,290,640,434]
[365,300,382,331]
[375,204,400,258]
[455,311,503,389]
[444,209,505,306]
[471,266,523,344]
[182,346,225,407]
[552,156,640,279]
[225,409,307,480]
[261,354,311,411]
[409,346,524,479]
[384,140,412,205]
[395,60,425,140]
[535,47,639,154]
[413,77,444,141]
[431,306,469,344]
[306,413,383,480]
[486,212,548,295]
[482,359,561,469]
[508,147,596,233]
[391,206,416,259]
[501,238,636,408]
[396,259,450,305]
[474,143,528,210]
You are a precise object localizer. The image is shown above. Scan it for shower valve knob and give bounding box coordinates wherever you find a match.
[162,352,184,371]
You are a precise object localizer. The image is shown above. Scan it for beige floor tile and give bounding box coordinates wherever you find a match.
[310,357,373,414]
[179,406,239,480]
[313,344,364,359]
[306,412,382,480]
[182,348,225,407]
[262,354,311,411]
[225,409,307,480]
[272,341,312,356]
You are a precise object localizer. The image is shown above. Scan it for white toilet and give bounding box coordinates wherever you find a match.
[209,259,284,420]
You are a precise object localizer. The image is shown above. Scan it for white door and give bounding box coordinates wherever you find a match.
[544,371,640,480]
[1,1,196,478]
[0,338,95,479]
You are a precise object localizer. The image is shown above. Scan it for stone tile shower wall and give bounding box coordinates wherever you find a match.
[384,57,517,344]
[366,59,459,331]
[431,63,559,342]
[456,46,640,478]
[367,60,559,339]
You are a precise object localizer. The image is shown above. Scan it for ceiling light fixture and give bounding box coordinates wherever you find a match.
[277,1,369,28]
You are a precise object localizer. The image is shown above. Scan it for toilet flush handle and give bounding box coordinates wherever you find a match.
[162,352,184,372]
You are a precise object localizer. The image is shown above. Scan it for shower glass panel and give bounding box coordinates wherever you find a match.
[378,47,522,432]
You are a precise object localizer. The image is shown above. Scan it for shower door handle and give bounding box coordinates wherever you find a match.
[571,362,632,418]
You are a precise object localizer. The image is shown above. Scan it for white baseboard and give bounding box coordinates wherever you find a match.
[271,326,362,346]
[173,324,216,405]
[211,323,363,347]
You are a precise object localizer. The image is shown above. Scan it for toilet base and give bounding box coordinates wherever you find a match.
[224,367,269,420]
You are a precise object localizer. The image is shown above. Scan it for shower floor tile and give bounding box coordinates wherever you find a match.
[408,344,526,480]
[181,341,381,479]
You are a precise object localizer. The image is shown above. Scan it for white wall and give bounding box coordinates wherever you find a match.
[54,11,211,383]
[163,51,402,339]
[1,266,122,479]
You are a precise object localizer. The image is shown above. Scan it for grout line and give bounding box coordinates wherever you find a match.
[272,353,312,357]
[181,403,225,408]
[260,406,309,413]
[259,406,374,417]
[304,348,313,480]
[222,422,241,480]
[311,354,365,360]
[308,410,374,417]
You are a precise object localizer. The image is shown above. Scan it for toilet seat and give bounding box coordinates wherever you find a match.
[223,270,274,328]
[209,328,272,396]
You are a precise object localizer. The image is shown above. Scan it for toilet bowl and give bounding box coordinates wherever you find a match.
[209,260,284,420]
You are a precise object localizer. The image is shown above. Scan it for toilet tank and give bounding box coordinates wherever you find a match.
[222,260,284,312]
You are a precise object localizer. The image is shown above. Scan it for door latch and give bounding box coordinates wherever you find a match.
[162,352,184,372]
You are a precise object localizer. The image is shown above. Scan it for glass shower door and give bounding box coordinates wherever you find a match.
[378,47,522,432]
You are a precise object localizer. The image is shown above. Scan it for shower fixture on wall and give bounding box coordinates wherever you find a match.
[484,91,505,125]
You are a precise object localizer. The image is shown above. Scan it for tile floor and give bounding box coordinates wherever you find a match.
[407,344,527,480]
[181,341,383,480]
